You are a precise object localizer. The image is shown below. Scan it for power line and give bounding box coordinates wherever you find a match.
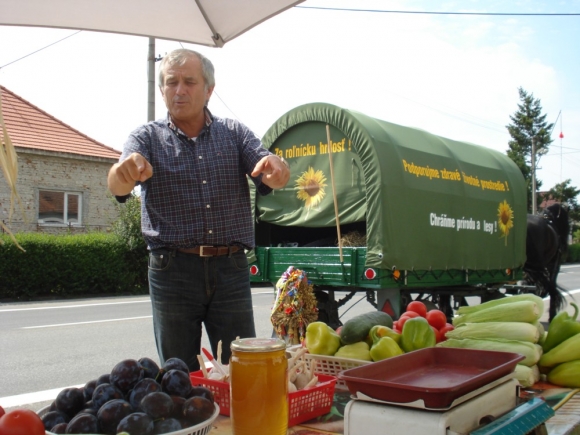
[296,6,580,16]
[0,30,82,70]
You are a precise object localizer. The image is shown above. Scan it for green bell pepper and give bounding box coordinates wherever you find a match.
[369,325,402,344]
[305,321,342,356]
[547,359,580,388]
[370,336,404,362]
[334,341,373,361]
[400,317,436,353]
[539,332,580,367]
[542,303,580,353]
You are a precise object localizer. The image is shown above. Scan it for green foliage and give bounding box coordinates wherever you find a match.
[110,193,148,291]
[506,87,554,212]
[0,194,150,300]
[111,193,145,250]
[0,232,145,299]
[574,229,580,244]
[565,244,580,263]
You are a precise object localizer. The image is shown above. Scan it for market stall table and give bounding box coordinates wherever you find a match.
[206,384,580,435]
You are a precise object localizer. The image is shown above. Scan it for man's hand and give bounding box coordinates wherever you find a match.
[251,155,290,189]
[108,152,153,196]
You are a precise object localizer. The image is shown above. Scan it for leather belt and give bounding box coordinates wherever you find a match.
[177,245,241,257]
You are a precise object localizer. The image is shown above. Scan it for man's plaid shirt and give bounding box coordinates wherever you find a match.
[119,109,272,250]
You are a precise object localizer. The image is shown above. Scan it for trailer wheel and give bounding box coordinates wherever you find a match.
[314,290,342,330]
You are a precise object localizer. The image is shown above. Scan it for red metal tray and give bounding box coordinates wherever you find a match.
[337,347,524,409]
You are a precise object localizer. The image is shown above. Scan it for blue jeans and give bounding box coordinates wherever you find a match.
[148,248,256,371]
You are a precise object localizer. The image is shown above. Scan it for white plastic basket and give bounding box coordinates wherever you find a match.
[288,345,371,390]
[40,402,220,435]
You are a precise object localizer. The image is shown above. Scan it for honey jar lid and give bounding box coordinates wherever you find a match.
[230,337,287,352]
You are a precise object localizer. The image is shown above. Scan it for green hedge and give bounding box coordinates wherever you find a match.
[0,232,148,300]
[566,243,580,263]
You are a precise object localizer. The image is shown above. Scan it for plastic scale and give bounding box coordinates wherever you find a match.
[344,377,555,435]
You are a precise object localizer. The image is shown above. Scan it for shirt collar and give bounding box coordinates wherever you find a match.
[166,107,214,136]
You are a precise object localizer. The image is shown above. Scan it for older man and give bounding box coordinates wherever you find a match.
[108,48,290,370]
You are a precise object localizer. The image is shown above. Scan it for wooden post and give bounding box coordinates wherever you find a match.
[326,124,343,263]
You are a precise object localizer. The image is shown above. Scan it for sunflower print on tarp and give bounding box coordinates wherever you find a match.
[295,166,328,217]
[498,200,514,246]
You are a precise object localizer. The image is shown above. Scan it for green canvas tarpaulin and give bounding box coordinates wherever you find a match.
[256,103,527,272]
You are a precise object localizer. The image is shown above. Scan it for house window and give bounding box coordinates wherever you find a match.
[38,190,82,225]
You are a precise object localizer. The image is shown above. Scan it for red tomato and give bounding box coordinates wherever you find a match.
[431,325,443,343]
[0,409,45,435]
[426,309,447,330]
[0,406,5,419]
[440,323,454,333]
[439,323,455,340]
[392,320,399,330]
[406,301,427,318]
[401,311,420,319]
[397,315,411,330]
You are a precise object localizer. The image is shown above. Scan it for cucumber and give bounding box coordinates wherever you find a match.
[339,311,394,345]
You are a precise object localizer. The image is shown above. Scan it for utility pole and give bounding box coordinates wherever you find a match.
[147,37,155,122]
[531,136,537,215]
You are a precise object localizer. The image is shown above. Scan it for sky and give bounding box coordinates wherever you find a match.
[1,0,579,194]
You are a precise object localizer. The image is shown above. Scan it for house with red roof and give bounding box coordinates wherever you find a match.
[0,85,121,233]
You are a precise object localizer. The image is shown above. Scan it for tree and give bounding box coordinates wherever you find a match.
[544,179,580,235]
[506,87,554,212]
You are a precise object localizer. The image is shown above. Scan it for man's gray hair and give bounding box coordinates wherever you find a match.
[158,49,215,91]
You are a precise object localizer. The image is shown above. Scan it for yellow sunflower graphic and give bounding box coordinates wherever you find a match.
[497,200,514,246]
[295,167,327,212]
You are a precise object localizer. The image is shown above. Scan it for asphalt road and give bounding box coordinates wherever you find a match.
[0,284,374,411]
[1,264,579,412]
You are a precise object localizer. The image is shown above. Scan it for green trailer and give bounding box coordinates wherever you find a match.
[248,103,528,325]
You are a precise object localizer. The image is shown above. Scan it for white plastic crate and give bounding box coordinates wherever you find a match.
[288,345,371,390]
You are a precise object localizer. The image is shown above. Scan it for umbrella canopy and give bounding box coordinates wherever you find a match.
[0,0,304,47]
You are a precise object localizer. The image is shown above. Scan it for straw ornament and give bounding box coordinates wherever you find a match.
[271,266,318,345]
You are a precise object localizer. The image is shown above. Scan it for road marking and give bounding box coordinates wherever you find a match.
[22,316,152,329]
[0,385,83,408]
[0,299,151,313]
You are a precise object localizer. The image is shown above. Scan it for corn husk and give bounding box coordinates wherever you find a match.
[445,321,540,343]
[437,337,542,367]
[453,300,541,327]
[456,294,544,317]
[514,364,540,387]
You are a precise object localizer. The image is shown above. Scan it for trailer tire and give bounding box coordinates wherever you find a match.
[314,290,342,330]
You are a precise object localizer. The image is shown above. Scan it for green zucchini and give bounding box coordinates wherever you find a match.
[340,311,393,345]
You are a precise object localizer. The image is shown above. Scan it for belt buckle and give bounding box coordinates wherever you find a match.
[199,246,214,257]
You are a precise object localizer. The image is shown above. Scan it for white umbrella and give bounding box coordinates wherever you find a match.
[0,0,306,119]
[0,0,304,47]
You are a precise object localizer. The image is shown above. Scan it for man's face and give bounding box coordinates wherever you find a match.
[160,56,214,122]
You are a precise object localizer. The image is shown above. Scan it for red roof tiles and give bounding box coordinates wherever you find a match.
[1,85,121,160]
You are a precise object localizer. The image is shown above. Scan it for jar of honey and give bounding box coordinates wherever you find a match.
[230,338,288,434]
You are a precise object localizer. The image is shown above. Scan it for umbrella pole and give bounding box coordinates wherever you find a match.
[326,124,343,263]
